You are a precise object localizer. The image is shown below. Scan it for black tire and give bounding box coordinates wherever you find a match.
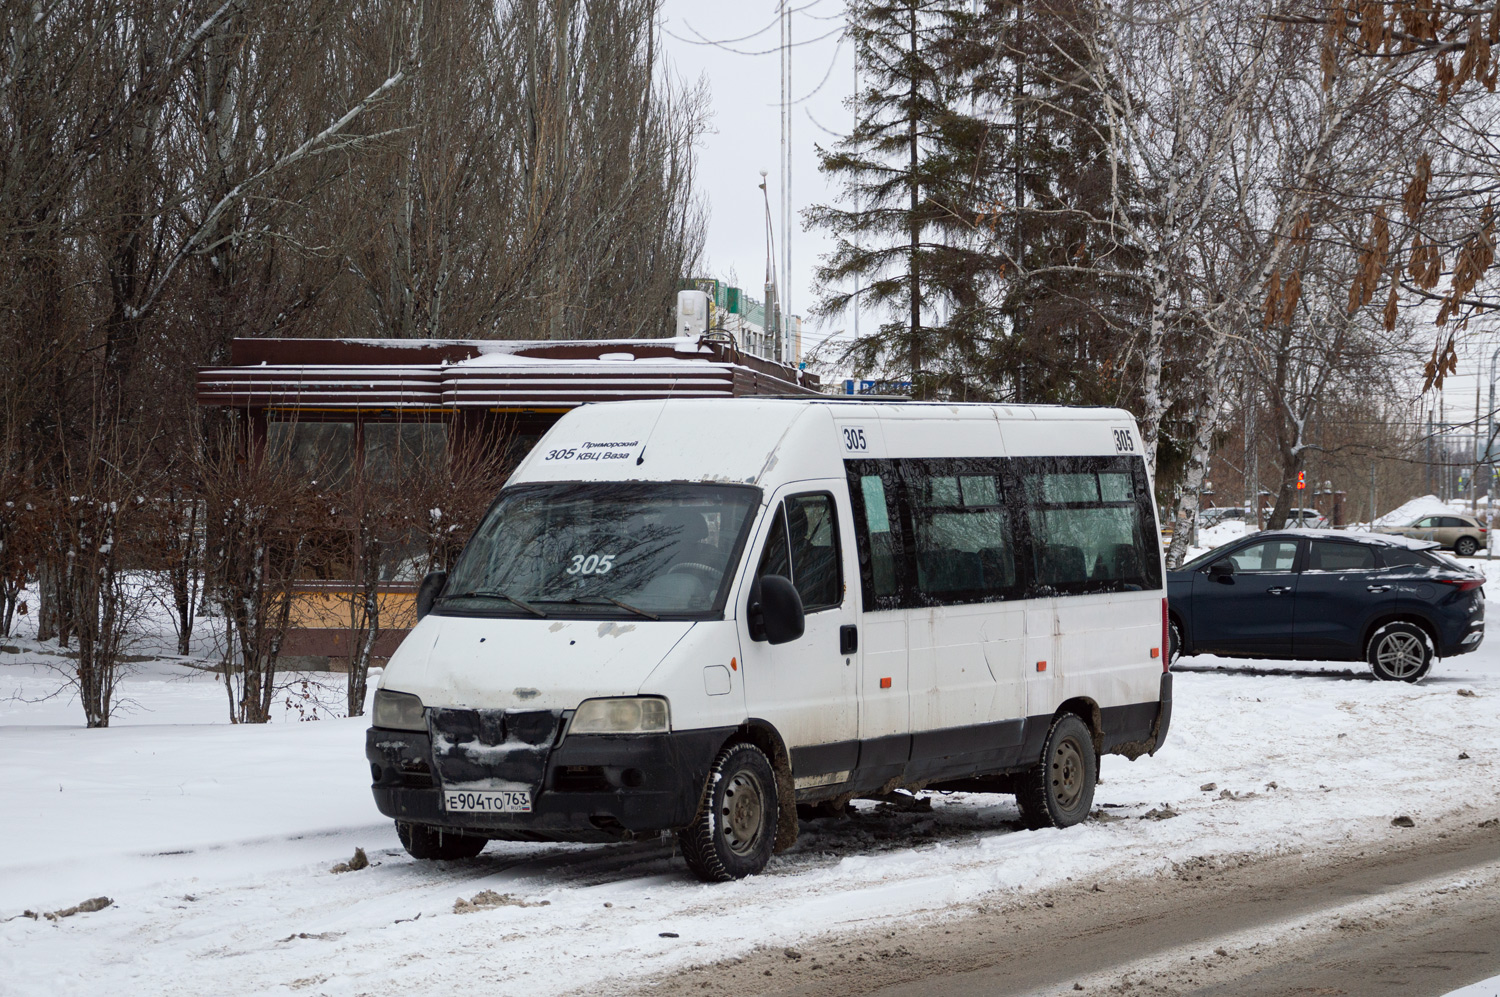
[1456,536,1479,557]
[396,821,488,860]
[1169,619,1183,665]
[677,742,778,882]
[1367,622,1433,682]
[1016,714,1097,830]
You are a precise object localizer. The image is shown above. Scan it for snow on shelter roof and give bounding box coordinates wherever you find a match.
[196,336,820,410]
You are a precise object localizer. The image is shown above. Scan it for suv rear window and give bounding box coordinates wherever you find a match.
[1379,547,1442,569]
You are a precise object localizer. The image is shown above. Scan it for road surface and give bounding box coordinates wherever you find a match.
[633,814,1500,997]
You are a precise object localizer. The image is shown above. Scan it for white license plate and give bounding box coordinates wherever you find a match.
[442,789,532,813]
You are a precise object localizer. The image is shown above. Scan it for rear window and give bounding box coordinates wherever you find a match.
[1379,547,1444,570]
[1427,549,1468,571]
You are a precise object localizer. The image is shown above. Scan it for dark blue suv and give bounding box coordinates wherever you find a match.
[1167,530,1484,681]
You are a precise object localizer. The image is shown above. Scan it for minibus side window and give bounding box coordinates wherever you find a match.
[904,461,1019,605]
[756,506,791,580]
[860,476,898,599]
[785,494,842,611]
[757,496,844,613]
[1019,457,1161,595]
[847,468,903,607]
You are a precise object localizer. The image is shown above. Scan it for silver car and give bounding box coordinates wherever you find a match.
[1378,514,1488,557]
[1264,507,1327,529]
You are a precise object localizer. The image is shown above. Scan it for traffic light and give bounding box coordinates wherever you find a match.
[1296,470,1306,490]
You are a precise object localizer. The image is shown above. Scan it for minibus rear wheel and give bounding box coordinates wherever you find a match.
[678,742,778,882]
[1016,714,1097,831]
[396,821,488,860]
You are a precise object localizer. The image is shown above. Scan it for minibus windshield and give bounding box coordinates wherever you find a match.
[437,483,761,618]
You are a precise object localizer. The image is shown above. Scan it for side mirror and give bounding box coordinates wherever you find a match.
[416,571,447,621]
[1208,561,1234,584]
[748,574,805,645]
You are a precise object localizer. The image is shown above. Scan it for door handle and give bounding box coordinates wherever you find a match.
[1367,585,1391,593]
[1266,586,1289,595]
[839,624,858,654]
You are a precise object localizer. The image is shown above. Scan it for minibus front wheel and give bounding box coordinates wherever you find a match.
[678,742,778,882]
[1016,714,1097,831]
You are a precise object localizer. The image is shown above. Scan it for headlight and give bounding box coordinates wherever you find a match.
[570,697,670,734]
[372,689,426,731]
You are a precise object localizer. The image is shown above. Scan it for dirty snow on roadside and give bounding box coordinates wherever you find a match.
[3,590,1499,996]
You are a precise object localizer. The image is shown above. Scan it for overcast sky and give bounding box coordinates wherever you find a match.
[653,3,1500,432]
[658,0,858,364]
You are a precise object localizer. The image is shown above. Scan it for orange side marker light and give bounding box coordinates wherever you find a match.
[1036,660,1047,672]
[1150,647,1160,659]
[730,657,737,671]
[880,677,892,689]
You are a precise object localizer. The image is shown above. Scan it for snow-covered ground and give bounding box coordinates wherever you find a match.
[4,569,1500,996]
[1448,975,1500,997]
[1188,519,1256,557]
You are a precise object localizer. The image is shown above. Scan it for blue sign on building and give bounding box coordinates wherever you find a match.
[844,378,913,396]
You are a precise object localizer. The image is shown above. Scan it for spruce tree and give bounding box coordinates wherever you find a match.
[808,0,995,399]
[964,0,1148,405]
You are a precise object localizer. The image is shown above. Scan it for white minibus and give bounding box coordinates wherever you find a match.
[367,398,1172,880]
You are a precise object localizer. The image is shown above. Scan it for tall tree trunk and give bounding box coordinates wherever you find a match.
[347,528,381,718]
[169,491,200,656]
[36,558,57,641]
[908,1,921,396]
[1165,329,1232,567]
[1139,266,1172,478]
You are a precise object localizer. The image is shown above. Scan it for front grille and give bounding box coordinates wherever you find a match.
[426,708,564,747]
[508,710,564,746]
[427,707,566,788]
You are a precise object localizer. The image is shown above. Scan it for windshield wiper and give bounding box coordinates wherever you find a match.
[551,595,660,621]
[440,589,548,618]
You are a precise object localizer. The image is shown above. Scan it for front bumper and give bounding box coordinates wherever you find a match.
[366,717,734,841]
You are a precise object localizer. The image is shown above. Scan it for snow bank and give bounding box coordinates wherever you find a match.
[1197,520,1254,549]
[1180,520,1256,563]
[1443,974,1500,996]
[1371,495,1471,528]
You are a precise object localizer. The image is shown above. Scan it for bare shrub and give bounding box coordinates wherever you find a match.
[200,425,335,724]
[29,418,158,727]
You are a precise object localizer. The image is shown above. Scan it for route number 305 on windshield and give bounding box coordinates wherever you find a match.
[566,554,615,575]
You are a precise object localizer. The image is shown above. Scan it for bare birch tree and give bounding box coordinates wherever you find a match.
[1031,1,1450,561]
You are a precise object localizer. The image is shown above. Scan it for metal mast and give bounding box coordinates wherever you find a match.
[779,1,793,362]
